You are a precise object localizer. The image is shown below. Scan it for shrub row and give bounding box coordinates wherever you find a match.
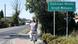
[42,33,78,44]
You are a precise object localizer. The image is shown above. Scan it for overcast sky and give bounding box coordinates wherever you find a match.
[0,0,78,20]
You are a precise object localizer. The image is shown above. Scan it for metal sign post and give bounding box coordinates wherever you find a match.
[53,11,55,44]
[66,12,68,37]
[53,11,55,36]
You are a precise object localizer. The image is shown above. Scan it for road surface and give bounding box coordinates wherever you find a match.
[0,25,44,44]
[0,25,30,44]
[0,25,30,36]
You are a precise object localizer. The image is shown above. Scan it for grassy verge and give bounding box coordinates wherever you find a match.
[42,33,78,44]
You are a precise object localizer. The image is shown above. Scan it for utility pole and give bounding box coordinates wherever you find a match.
[4,4,6,21]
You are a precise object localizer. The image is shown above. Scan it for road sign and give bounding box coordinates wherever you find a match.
[48,2,76,11]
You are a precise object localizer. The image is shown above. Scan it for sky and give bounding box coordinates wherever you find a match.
[0,0,78,20]
[0,0,34,20]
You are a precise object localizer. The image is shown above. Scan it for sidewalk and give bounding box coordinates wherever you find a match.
[5,38,33,44]
[5,38,44,44]
[5,32,44,44]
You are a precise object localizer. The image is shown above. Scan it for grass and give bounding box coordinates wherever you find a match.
[55,35,78,44]
[42,33,78,44]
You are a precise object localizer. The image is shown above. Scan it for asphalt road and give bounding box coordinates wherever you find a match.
[0,25,30,44]
[0,25,30,36]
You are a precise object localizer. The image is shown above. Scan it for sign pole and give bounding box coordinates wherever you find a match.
[66,12,68,37]
[53,11,55,44]
[53,11,55,36]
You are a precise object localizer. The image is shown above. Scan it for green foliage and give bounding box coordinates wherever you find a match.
[25,0,53,34]
[42,33,57,44]
[25,0,75,35]
[11,0,20,26]
[0,10,4,19]
[3,21,10,27]
[0,21,9,28]
[42,33,78,44]
[12,14,19,26]
[53,36,78,44]
[26,0,41,13]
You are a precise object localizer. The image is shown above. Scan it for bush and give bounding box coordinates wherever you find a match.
[54,36,78,44]
[42,33,57,44]
[42,33,78,44]
[0,21,9,28]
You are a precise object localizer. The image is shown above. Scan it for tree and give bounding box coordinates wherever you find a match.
[25,0,75,35]
[12,0,21,26]
[12,11,20,26]
[0,10,4,19]
[26,0,48,33]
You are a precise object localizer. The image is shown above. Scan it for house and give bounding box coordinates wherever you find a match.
[74,15,78,23]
